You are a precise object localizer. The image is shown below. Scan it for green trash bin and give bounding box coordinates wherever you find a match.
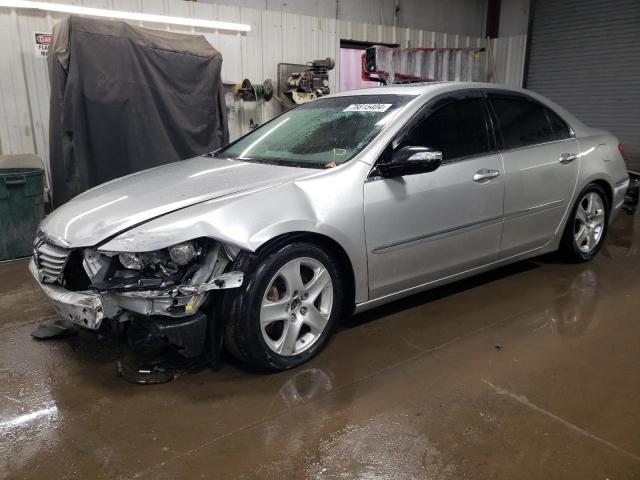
[0,168,45,260]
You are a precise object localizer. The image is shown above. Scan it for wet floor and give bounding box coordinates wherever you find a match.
[1,212,640,479]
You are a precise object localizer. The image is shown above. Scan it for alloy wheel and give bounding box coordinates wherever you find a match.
[260,257,334,356]
[574,191,605,253]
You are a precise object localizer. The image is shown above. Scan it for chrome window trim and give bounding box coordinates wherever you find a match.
[497,136,577,155]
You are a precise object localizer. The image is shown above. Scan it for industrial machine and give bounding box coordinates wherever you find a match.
[278,57,335,108]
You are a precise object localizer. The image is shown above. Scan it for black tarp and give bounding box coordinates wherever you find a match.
[48,16,229,207]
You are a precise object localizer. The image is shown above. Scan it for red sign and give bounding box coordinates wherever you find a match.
[34,32,52,58]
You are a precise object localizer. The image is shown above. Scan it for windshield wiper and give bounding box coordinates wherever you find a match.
[236,158,326,169]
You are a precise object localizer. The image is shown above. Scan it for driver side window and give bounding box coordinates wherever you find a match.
[400,98,491,162]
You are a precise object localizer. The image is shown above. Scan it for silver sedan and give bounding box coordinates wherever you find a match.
[31,82,629,371]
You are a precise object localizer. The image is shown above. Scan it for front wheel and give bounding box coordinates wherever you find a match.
[224,242,344,371]
[559,184,610,262]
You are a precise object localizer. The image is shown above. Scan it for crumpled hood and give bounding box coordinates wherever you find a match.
[40,156,309,247]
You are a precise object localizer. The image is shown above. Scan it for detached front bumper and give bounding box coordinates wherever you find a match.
[29,259,243,330]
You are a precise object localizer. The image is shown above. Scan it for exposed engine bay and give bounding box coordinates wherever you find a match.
[31,235,244,358]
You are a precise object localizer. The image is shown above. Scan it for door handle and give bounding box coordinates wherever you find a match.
[559,152,578,164]
[473,169,501,182]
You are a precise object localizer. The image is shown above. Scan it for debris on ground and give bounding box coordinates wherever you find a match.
[31,319,77,340]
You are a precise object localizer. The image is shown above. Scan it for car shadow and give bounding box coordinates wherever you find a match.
[342,259,540,328]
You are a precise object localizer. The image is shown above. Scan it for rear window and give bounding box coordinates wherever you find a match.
[545,108,573,140]
[490,97,555,149]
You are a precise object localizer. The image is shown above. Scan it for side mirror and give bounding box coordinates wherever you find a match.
[378,146,442,178]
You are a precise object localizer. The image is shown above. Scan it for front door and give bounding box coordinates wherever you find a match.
[364,93,505,299]
[486,92,580,257]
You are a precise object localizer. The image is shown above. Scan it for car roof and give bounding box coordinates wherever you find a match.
[326,81,529,98]
[326,81,590,135]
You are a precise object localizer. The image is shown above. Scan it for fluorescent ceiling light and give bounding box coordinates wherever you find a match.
[0,0,251,32]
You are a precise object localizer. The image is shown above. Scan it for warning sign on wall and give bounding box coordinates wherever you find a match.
[34,33,52,58]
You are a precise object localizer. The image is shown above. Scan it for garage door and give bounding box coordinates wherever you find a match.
[525,0,640,170]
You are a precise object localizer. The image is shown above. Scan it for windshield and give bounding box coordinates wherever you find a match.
[216,94,413,168]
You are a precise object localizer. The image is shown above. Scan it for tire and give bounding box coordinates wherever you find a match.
[223,242,344,371]
[559,183,610,262]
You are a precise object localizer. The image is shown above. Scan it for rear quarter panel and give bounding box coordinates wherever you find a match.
[576,132,628,206]
[543,131,627,251]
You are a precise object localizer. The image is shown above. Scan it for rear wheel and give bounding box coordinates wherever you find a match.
[560,184,609,262]
[224,242,343,371]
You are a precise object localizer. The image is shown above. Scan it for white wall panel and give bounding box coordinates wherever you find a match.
[0,0,525,174]
[0,9,36,158]
[489,34,526,88]
[16,11,52,173]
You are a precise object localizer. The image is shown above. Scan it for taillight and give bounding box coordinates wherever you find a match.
[618,143,627,160]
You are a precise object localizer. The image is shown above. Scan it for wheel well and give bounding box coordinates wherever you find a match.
[255,232,356,313]
[590,179,613,209]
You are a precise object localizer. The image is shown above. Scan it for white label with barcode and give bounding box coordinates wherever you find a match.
[343,104,392,112]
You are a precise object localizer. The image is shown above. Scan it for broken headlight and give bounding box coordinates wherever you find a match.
[118,241,197,273]
[119,252,145,270]
[84,241,205,291]
[168,242,197,265]
[85,239,235,294]
[116,244,198,278]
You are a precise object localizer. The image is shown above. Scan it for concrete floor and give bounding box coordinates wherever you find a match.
[1,213,640,480]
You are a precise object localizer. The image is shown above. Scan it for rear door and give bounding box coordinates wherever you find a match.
[487,92,580,258]
[364,91,505,299]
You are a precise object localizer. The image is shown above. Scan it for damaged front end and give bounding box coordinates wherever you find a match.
[30,235,243,357]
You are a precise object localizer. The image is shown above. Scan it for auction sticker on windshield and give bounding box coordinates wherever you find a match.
[343,104,392,112]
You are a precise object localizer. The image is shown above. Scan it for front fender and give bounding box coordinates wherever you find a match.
[98,185,302,253]
[99,175,369,303]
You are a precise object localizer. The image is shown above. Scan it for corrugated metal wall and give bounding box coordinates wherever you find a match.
[0,0,526,177]
[488,34,526,87]
[526,0,640,169]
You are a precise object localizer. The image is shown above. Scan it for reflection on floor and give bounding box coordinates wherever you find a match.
[1,211,640,479]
